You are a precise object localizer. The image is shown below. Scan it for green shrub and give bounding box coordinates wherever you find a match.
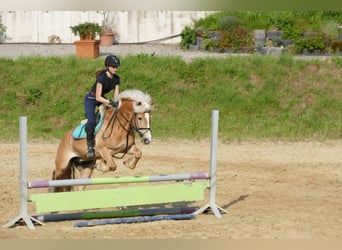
[194,14,221,30]
[0,15,6,43]
[181,11,342,54]
[180,25,197,49]
[202,38,217,51]
[218,16,241,30]
[294,32,326,53]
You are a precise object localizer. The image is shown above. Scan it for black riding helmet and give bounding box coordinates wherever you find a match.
[105,55,120,67]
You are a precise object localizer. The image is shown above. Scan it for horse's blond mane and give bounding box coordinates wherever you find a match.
[118,89,154,112]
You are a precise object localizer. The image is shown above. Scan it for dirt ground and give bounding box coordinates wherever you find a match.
[0,138,341,239]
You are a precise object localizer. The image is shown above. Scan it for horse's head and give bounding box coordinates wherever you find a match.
[134,108,153,144]
[118,89,154,144]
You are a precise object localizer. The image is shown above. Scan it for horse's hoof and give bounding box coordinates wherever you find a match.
[109,166,117,171]
[124,162,136,169]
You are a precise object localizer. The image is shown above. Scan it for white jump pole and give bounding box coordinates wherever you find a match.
[195,110,227,218]
[2,116,43,229]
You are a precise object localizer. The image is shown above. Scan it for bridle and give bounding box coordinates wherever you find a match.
[101,106,151,156]
[132,111,152,138]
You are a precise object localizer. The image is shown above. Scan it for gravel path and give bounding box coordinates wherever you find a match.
[0,43,235,62]
[0,43,332,61]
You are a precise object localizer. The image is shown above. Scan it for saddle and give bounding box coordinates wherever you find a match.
[72,106,106,139]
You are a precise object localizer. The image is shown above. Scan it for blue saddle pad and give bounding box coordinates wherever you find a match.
[72,110,105,139]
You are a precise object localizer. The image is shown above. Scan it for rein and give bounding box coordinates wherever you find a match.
[117,110,152,138]
[101,106,151,157]
[101,107,118,140]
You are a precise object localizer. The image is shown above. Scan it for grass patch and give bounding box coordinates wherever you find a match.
[0,54,341,142]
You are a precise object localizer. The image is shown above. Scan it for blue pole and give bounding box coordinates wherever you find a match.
[33,206,198,222]
[74,214,196,227]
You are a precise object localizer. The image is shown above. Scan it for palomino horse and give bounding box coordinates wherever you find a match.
[52,89,154,192]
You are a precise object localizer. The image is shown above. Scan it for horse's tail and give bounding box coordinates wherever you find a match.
[50,164,74,192]
[49,170,56,193]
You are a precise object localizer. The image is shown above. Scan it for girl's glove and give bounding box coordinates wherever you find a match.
[109,100,118,107]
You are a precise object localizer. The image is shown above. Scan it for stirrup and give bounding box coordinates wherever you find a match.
[87,147,95,158]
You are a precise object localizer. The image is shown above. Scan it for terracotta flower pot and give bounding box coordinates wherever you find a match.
[74,40,100,58]
[100,33,114,46]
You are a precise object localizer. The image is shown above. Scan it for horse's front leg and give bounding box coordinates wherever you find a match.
[123,144,142,169]
[96,148,117,172]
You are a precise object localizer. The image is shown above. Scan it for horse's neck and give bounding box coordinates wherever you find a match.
[116,101,134,127]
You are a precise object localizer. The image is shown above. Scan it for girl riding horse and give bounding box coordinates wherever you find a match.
[84,55,121,158]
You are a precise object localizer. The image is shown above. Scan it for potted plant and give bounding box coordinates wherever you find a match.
[70,22,102,58]
[98,11,116,46]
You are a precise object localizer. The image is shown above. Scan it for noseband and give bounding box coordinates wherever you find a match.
[102,107,151,140]
[132,111,152,138]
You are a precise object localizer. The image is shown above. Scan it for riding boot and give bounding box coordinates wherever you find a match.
[86,127,95,158]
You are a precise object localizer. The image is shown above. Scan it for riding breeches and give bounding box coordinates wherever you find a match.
[84,93,101,147]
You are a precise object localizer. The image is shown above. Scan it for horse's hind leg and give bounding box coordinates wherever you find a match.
[123,144,142,169]
[74,160,95,191]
